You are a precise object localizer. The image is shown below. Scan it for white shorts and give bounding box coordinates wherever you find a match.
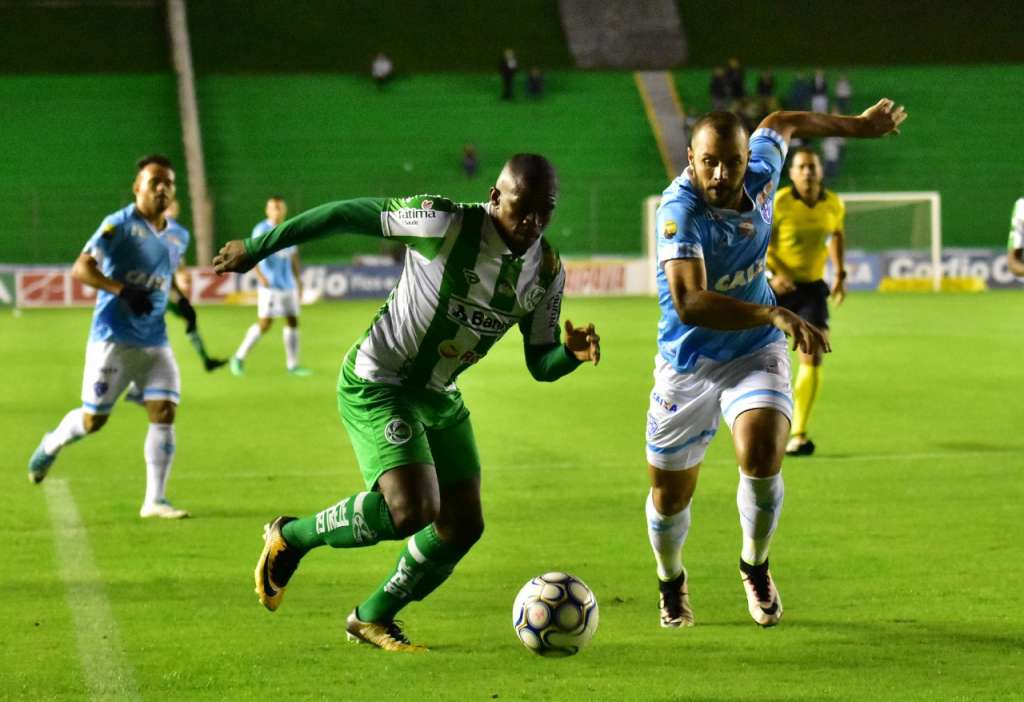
[257,287,299,318]
[80,341,180,415]
[645,340,793,470]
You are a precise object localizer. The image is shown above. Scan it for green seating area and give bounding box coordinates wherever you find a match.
[198,71,666,260]
[0,75,187,263]
[675,65,1024,247]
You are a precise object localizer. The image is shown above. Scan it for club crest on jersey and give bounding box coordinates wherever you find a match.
[646,413,659,437]
[421,199,433,210]
[663,220,678,238]
[129,225,148,239]
[525,285,545,308]
[384,418,413,445]
[755,182,775,222]
[93,381,109,397]
[463,269,480,285]
[738,221,755,236]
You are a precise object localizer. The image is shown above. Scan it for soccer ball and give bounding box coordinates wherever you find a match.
[512,572,599,657]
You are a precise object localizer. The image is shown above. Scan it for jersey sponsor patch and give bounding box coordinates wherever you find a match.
[663,220,678,238]
[446,295,518,336]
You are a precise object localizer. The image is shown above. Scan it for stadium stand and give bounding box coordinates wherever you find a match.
[674,65,1024,248]
[197,72,666,260]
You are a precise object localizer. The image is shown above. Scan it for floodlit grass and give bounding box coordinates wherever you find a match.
[3,293,1022,700]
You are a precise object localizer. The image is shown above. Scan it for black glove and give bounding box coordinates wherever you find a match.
[118,284,153,316]
[176,295,198,333]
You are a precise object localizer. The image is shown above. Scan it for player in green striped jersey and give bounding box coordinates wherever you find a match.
[214,154,600,652]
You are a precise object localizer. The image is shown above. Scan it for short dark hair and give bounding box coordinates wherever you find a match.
[136,154,173,171]
[690,111,748,145]
[505,153,558,192]
[789,146,821,162]
[267,195,286,202]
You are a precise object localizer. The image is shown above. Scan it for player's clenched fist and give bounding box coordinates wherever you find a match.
[212,240,254,274]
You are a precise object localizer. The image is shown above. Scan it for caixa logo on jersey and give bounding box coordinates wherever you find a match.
[714,258,766,292]
[124,270,166,290]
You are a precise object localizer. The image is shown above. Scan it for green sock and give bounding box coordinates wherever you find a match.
[357,524,469,623]
[281,491,397,552]
[188,330,210,363]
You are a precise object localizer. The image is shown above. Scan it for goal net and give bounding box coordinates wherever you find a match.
[644,191,943,292]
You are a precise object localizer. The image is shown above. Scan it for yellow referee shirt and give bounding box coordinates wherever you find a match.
[770,186,845,282]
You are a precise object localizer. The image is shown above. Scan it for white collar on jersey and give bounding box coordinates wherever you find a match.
[132,206,172,236]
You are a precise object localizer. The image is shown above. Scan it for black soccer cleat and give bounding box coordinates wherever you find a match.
[658,568,694,627]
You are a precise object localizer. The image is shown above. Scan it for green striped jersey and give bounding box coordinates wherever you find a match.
[1010,198,1024,251]
[244,195,567,393]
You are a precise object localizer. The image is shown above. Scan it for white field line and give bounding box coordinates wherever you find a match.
[43,479,140,702]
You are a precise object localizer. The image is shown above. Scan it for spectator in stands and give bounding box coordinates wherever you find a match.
[835,73,852,112]
[787,72,811,111]
[372,52,393,89]
[822,137,843,182]
[462,144,479,179]
[725,57,746,99]
[498,48,518,100]
[526,66,544,99]
[709,67,729,111]
[756,70,775,99]
[811,69,829,113]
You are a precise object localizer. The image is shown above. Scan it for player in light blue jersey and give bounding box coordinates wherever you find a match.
[645,101,907,628]
[230,196,310,376]
[28,156,196,519]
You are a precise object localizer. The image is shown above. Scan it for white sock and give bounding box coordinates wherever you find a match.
[283,326,299,369]
[645,489,691,581]
[737,469,784,566]
[143,423,176,505]
[43,409,87,455]
[235,323,263,360]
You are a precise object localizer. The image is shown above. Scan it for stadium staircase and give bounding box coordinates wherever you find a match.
[558,0,685,69]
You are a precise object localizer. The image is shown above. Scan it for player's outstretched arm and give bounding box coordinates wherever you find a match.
[665,258,830,355]
[758,98,907,142]
[213,198,391,274]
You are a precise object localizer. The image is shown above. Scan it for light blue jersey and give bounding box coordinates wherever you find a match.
[253,220,296,290]
[656,127,788,372]
[84,205,190,347]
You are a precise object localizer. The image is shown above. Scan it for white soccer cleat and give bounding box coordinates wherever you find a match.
[139,499,191,519]
[739,559,783,627]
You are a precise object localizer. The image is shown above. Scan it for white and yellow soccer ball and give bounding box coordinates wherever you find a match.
[512,572,599,656]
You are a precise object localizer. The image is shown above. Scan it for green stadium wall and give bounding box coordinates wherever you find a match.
[0,75,190,264]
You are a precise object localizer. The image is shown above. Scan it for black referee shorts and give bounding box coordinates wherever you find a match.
[775,279,830,329]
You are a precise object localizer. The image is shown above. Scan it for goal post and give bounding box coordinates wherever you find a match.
[837,192,942,291]
[643,191,943,293]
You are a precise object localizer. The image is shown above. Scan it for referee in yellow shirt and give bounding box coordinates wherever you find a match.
[768,147,846,456]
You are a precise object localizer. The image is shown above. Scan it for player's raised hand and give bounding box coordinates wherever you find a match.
[859,98,908,137]
[212,240,254,275]
[564,320,601,366]
[769,307,831,355]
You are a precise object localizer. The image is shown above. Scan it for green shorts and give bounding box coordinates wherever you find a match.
[338,363,481,490]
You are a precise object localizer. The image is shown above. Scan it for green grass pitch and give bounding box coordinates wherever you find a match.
[2,293,1022,700]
